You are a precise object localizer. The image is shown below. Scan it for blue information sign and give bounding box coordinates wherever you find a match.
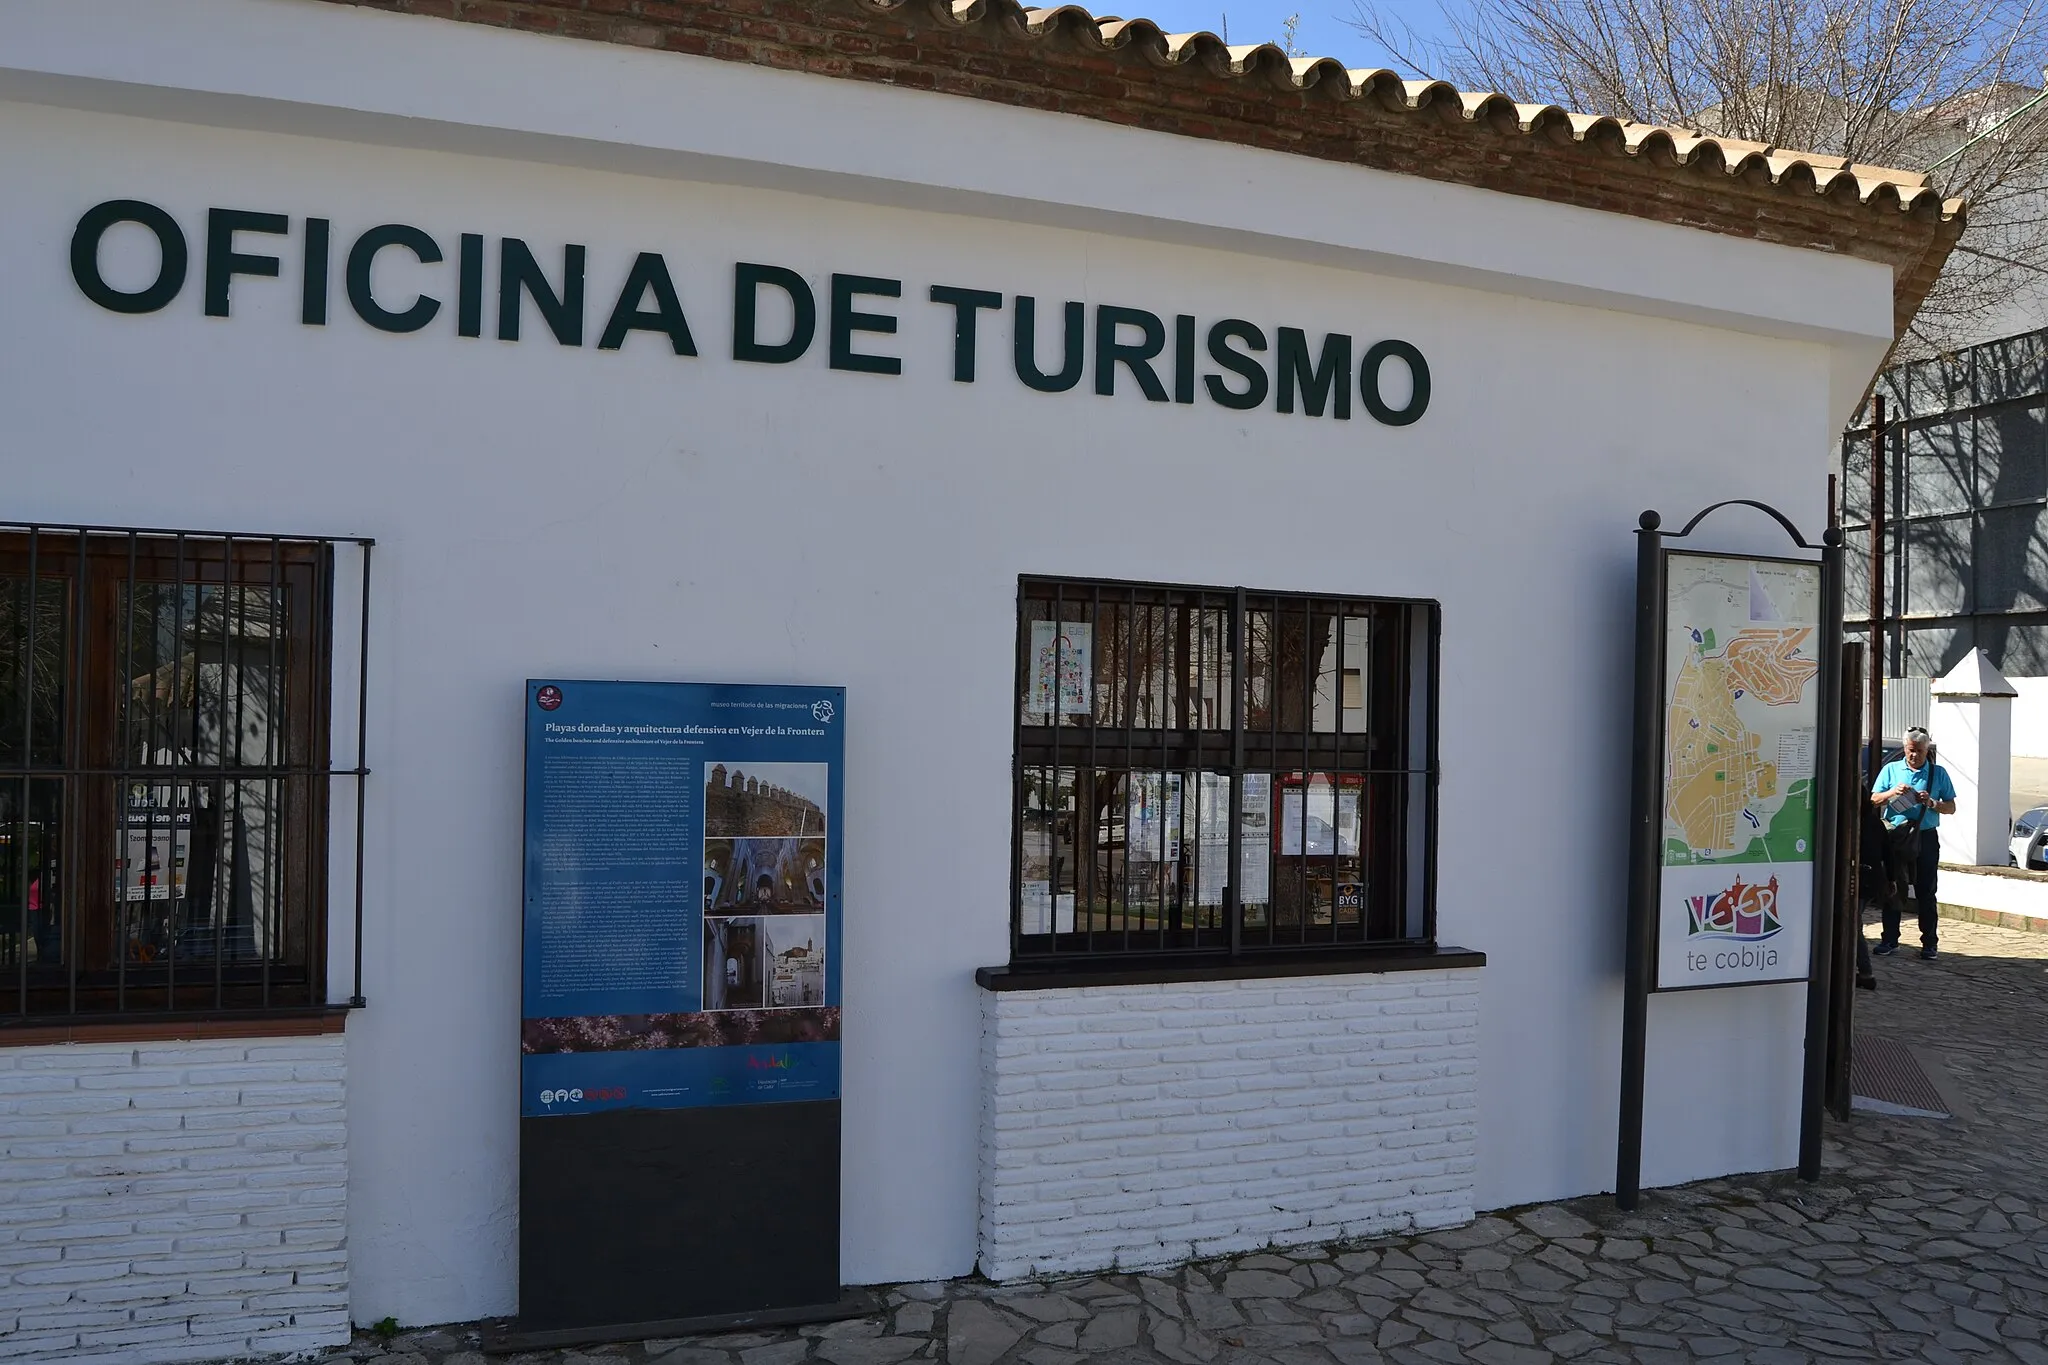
[520,680,844,1116]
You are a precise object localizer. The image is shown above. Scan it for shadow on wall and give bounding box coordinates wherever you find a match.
[1843,328,2048,679]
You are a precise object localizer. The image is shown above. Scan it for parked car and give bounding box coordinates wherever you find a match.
[2012,806,2048,870]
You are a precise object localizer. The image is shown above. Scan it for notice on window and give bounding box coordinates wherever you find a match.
[116,786,193,903]
[1239,774,1271,903]
[116,820,191,902]
[1194,773,1231,907]
[1280,779,1360,858]
[521,680,845,1117]
[1026,621,1092,718]
[1020,882,1076,934]
[1128,772,1182,860]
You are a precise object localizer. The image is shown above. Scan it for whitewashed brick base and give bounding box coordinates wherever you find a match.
[0,1035,349,1365]
[978,969,1480,1280]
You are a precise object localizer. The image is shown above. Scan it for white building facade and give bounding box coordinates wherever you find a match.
[0,0,1957,1358]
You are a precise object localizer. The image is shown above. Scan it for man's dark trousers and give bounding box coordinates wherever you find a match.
[1881,829,1940,950]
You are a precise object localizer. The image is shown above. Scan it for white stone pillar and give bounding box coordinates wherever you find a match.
[1930,648,2018,867]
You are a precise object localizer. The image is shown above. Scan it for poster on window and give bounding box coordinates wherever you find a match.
[1026,621,1092,718]
[1279,778,1360,857]
[1019,881,1077,934]
[521,680,845,1116]
[1128,772,1182,860]
[1194,773,1231,906]
[1239,774,1272,902]
[116,785,193,903]
[116,823,191,902]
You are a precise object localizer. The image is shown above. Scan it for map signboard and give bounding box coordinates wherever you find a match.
[1656,553,1821,989]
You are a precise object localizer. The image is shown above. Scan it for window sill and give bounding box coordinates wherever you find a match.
[975,944,1485,992]
[0,1006,354,1048]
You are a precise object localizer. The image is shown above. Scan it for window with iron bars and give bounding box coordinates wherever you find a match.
[0,525,371,1027]
[1012,576,1438,961]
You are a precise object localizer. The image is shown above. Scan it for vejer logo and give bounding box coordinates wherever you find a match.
[811,699,835,724]
[1684,874,1782,941]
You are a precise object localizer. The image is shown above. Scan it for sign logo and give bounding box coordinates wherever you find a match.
[811,699,835,724]
[536,685,563,712]
[538,1087,585,1107]
[1684,874,1782,941]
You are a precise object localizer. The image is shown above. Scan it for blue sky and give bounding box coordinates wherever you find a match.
[1123,0,1458,71]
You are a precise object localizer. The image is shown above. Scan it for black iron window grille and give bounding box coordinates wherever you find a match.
[0,524,371,1026]
[1011,575,1438,962]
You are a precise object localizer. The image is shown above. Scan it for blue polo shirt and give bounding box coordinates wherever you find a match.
[1872,758,1956,830]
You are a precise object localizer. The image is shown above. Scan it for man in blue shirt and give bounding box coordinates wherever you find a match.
[1869,726,1958,961]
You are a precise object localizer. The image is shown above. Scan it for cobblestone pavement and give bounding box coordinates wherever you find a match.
[354,919,2048,1365]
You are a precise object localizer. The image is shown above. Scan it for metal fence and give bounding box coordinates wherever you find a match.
[1841,325,2048,679]
[0,523,371,1025]
[1882,675,1932,741]
[1010,576,1439,961]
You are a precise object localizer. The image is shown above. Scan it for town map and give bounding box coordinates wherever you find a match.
[1662,554,1822,867]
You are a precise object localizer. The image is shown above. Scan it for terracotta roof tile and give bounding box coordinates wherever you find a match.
[320,0,1966,339]
[1013,3,1954,217]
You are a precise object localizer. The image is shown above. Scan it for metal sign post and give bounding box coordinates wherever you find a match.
[1616,511,1664,1211]
[502,679,865,1348]
[1800,531,1845,1179]
[1617,502,1844,1209]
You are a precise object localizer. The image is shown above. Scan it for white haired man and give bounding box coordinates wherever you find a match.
[1869,726,1957,961]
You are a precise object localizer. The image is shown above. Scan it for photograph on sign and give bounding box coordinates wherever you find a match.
[1655,554,1821,989]
[703,916,765,1010]
[705,761,828,837]
[704,838,827,914]
[765,916,826,1007]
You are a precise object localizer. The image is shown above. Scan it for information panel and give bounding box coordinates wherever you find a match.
[521,680,844,1115]
[1655,553,1820,990]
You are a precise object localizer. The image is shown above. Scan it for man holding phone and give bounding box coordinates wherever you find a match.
[1869,726,1958,961]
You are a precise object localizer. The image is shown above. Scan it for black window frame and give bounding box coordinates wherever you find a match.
[1009,574,1439,964]
[0,523,372,1033]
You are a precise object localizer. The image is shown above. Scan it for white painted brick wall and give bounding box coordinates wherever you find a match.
[0,1036,349,1365]
[977,969,1480,1280]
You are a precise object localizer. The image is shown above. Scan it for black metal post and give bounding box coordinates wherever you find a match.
[1616,509,1664,1210]
[350,541,372,1009]
[1798,528,1846,1179]
[1227,586,1245,957]
[1890,421,1908,678]
[1868,397,1886,775]
[1007,580,1027,964]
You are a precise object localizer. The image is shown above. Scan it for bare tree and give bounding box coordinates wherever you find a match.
[1348,0,2048,353]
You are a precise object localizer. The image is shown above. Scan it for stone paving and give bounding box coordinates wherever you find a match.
[347,917,2048,1365]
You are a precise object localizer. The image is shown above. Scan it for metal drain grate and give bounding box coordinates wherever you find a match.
[1850,1035,1950,1118]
